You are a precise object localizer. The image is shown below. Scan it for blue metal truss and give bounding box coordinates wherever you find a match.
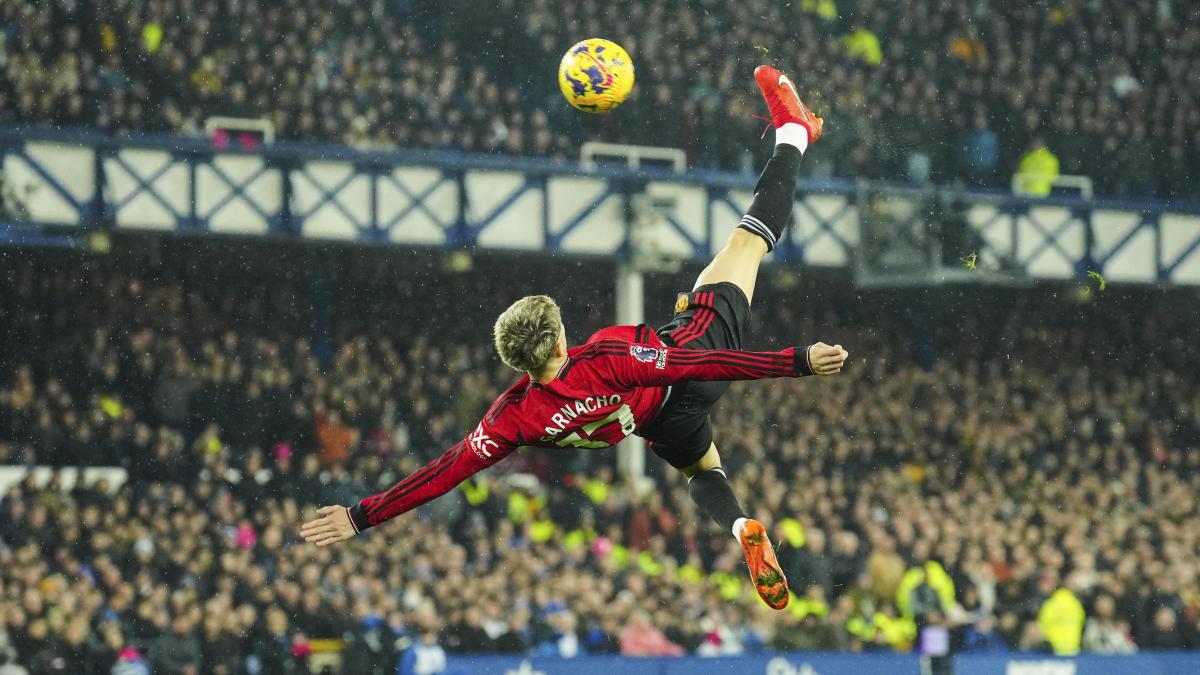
[1,126,1198,285]
[290,164,370,235]
[1012,205,1087,272]
[1091,211,1154,273]
[195,155,277,230]
[0,221,84,248]
[791,191,855,261]
[1163,234,1200,280]
[464,176,541,240]
[104,150,187,227]
[658,211,706,258]
[377,168,457,242]
[548,184,622,249]
[3,145,92,223]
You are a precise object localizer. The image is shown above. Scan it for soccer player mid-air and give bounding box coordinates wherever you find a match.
[301,66,848,610]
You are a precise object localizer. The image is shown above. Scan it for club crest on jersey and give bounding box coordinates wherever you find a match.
[630,345,667,370]
[675,294,689,314]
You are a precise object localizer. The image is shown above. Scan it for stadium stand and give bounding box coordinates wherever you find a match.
[0,0,1197,198]
[2,244,1198,673]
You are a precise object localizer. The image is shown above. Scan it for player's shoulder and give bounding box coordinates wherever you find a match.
[580,324,662,349]
[566,325,664,378]
[483,376,534,426]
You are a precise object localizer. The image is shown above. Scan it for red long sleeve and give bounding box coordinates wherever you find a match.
[344,338,812,531]
[348,423,515,531]
[596,339,812,388]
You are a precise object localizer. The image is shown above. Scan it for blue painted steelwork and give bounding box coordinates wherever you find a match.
[1,126,1198,285]
[291,163,366,234]
[0,222,83,248]
[378,165,463,243]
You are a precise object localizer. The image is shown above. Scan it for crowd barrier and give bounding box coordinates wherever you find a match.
[441,652,1200,675]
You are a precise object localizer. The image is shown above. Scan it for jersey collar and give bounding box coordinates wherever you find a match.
[530,357,569,388]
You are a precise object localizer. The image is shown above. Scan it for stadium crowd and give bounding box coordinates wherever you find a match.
[1,0,1198,199]
[1,247,1198,674]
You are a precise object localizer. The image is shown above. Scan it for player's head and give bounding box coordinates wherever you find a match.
[493,295,566,373]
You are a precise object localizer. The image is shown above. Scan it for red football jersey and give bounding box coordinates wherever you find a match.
[347,325,812,532]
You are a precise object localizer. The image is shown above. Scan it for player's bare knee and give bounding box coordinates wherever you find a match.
[680,444,722,478]
[695,235,765,299]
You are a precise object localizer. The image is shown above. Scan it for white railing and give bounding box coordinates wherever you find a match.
[1012,173,1094,199]
[580,142,687,172]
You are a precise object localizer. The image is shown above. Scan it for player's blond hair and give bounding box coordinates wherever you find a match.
[493,295,563,373]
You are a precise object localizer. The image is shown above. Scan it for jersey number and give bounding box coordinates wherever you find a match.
[555,404,637,449]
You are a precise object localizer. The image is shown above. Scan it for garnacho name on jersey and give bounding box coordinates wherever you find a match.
[538,394,623,441]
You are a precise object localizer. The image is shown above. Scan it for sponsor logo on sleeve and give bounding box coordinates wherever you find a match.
[469,424,499,460]
[629,345,667,370]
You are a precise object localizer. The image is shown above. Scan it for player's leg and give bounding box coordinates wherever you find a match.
[680,444,738,517]
[681,443,789,610]
[692,66,824,306]
[692,230,769,305]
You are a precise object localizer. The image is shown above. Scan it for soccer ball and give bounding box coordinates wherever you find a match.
[558,38,635,113]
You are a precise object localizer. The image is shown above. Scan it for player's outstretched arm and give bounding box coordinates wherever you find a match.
[599,339,848,388]
[300,505,356,547]
[808,342,849,375]
[300,424,514,546]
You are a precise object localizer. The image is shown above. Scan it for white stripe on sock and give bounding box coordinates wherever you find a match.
[739,217,772,240]
[739,216,776,250]
[775,122,809,153]
[732,516,749,541]
[741,214,775,243]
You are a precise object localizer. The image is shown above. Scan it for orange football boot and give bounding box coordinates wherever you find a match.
[738,519,789,610]
[753,65,823,143]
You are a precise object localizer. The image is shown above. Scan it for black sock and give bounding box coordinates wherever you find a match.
[737,144,804,251]
[688,467,747,531]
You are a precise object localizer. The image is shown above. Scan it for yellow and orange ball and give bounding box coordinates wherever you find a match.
[558,38,635,113]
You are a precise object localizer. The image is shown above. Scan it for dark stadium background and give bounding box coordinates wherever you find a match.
[2,1,1200,674]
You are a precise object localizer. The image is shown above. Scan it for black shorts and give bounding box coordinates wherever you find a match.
[637,281,752,469]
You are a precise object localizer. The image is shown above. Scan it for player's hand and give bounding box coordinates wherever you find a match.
[808,342,848,375]
[300,506,357,547]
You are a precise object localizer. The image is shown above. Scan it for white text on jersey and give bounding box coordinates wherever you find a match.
[539,394,623,439]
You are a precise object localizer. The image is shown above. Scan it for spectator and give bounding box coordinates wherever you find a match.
[843,26,883,66]
[583,617,620,655]
[1,251,1199,667]
[253,607,301,675]
[0,625,19,672]
[782,527,834,598]
[341,613,401,675]
[619,612,684,657]
[148,615,200,675]
[1014,138,1061,196]
[442,609,492,655]
[493,610,533,654]
[1037,586,1086,656]
[962,111,999,186]
[399,631,446,675]
[315,410,356,466]
[110,648,150,675]
[960,615,1008,654]
[0,0,1195,198]
[1142,608,1187,651]
[536,610,581,658]
[1082,596,1136,655]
